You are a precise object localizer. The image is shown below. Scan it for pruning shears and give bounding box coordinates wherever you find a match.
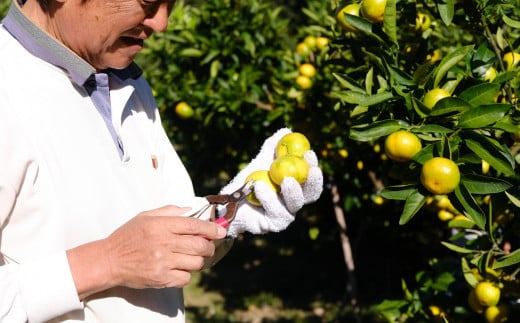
[187,180,254,268]
[206,179,255,228]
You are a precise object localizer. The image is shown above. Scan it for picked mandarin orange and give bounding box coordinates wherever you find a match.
[269,155,309,185]
[244,170,280,206]
[275,132,311,158]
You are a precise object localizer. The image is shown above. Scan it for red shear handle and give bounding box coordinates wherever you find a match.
[215,217,230,228]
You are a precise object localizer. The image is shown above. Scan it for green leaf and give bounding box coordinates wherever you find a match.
[413,61,436,88]
[448,216,475,229]
[388,65,416,86]
[441,241,477,254]
[429,97,472,117]
[505,189,520,208]
[180,48,204,57]
[458,104,511,129]
[462,257,480,288]
[383,0,397,45]
[332,73,365,92]
[432,272,456,292]
[350,119,405,141]
[452,184,485,229]
[458,83,501,107]
[437,0,455,26]
[463,132,515,176]
[344,14,373,34]
[373,299,408,320]
[433,45,473,88]
[415,124,454,134]
[332,90,394,106]
[399,189,426,225]
[200,49,221,65]
[381,184,417,200]
[472,43,497,65]
[493,118,520,133]
[461,174,512,194]
[492,249,520,270]
[503,15,520,29]
[365,67,374,94]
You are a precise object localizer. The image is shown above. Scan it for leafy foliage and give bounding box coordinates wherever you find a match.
[2,0,519,321]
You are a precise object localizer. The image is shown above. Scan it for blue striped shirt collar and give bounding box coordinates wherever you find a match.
[1,0,142,86]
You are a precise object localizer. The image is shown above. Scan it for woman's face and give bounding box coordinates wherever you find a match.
[48,0,174,70]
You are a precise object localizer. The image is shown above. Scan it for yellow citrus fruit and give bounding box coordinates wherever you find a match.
[484,304,509,323]
[415,13,431,32]
[299,63,317,78]
[482,160,490,174]
[303,35,317,50]
[468,289,486,314]
[503,51,520,71]
[436,195,457,213]
[269,155,310,185]
[427,49,442,63]
[384,130,422,162]
[338,148,348,158]
[296,75,312,89]
[357,160,364,170]
[373,195,384,205]
[175,101,194,119]
[420,157,460,195]
[336,3,360,32]
[275,132,311,158]
[244,170,280,206]
[429,305,441,316]
[296,42,311,57]
[315,37,330,49]
[484,67,497,82]
[423,88,451,110]
[437,209,454,222]
[361,0,386,23]
[474,281,501,307]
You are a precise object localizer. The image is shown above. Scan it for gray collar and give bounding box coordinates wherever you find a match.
[2,0,142,86]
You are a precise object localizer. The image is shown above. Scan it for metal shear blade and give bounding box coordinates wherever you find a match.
[206,180,254,228]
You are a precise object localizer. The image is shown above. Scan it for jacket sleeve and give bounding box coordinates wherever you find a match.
[0,95,83,322]
[0,253,82,323]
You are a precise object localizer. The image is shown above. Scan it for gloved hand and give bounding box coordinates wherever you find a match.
[219,128,323,238]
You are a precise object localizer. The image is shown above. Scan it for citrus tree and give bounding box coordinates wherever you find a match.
[137,0,520,321]
[329,0,520,321]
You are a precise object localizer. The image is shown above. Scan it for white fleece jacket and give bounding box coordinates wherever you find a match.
[0,23,195,322]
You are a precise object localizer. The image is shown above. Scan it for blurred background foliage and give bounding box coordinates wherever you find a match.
[2,0,520,322]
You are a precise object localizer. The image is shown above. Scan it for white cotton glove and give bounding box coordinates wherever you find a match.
[219,128,323,238]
